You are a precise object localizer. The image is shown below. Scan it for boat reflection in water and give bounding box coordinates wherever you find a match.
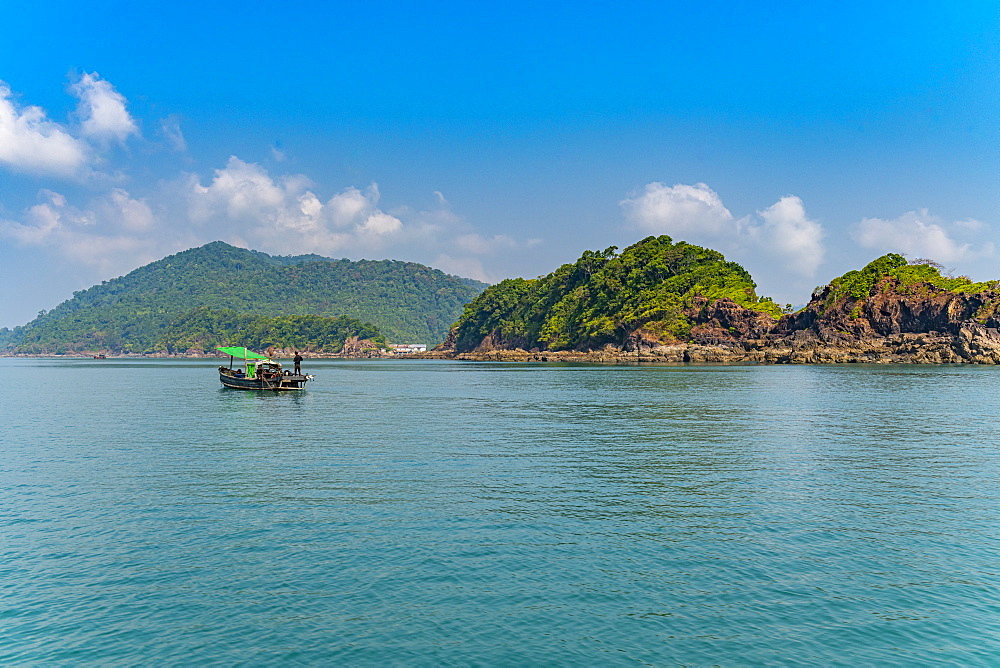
[217,346,314,391]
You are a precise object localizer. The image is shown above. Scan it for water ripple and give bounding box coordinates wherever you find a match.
[1,359,999,664]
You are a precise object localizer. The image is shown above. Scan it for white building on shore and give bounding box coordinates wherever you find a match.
[389,344,427,354]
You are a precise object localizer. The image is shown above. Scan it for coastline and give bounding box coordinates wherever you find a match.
[6,322,1000,365]
[416,322,1000,365]
[0,350,396,360]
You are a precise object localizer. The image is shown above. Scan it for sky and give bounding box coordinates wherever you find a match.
[0,1,997,328]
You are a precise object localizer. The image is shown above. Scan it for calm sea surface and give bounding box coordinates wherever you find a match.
[1,358,998,665]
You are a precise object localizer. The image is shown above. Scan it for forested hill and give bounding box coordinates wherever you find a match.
[443,235,785,353]
[3,242,488,353]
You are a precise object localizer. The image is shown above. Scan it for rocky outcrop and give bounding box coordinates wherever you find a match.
[337,336,391,358]
[430,279,1000,364]
[687,296,782,344]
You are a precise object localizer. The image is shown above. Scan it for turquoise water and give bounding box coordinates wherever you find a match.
[2,358,999,665]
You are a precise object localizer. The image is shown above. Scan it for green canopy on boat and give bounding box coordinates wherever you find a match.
[217,346,270,360]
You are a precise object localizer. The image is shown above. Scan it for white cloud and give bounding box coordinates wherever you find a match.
[0,74,142,177]
[0,188,164,277]
[620,182,734,236]
[432,253,492,283]
[70,72,138,144]
[620,182,825,278]
[2,191,69,245]
[327,185,376,227]
[106,188,154,231]
[181,162,541,280]
[361,211,403,236]
[191,156,287,220]
[954,218,985,232]
[742,196,824,276]
[851,209,993,263]
[0,82,89,175]
[186,156,405,254]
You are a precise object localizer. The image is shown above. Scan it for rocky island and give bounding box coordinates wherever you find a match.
[429,236,1000,364]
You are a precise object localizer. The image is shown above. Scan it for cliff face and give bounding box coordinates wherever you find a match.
[775,279,1000,338]
[686,295,780,344]
[745,277,1000,364]
[438,275,1000,364]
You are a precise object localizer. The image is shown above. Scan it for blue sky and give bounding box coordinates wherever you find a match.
[1,1,997,328]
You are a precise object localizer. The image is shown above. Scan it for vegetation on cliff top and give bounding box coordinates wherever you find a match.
[821,254,999,313]
[449,235,783,353]
[3,241,487,353]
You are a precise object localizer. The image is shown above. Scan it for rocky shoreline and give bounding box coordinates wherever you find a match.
[414,323,1000,364]
[7,322,1000,364]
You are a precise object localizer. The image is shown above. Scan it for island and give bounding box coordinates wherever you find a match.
[427,236,1000,364]
[0,242,487,356]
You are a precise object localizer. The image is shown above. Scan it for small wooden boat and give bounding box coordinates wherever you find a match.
[217,346,313,391]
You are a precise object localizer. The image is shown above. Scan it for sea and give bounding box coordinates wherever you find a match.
[2,357,998,665]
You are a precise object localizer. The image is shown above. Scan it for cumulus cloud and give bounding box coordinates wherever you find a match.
[0,74,143,177]
[620,182,734,236]
[70,72,139,143]
[0,82,89,175]
[190,156,288,221]
[0,71,538,285]
[0,188,164,277]
[361,211,403,235]
[2,190,76,244]
[2,151,535,287]
[742,196,825,276]
[0,188,156,246]
[105,188,155,231]
[183,158,537,274]
[621,182,825,277]
[327,185,377,227]
[186,156,405,254]
[852,209,993,263]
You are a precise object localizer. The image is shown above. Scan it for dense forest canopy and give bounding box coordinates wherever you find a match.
[449,235,785,353]
[158,309,386,354]
[1,241,488,353]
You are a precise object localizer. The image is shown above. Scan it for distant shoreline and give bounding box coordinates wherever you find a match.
[0,351,400,360]
[416,326,1000,364]
[7,325,1000,365]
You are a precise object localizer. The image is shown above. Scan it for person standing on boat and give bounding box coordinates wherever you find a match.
[293,351,303,375]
